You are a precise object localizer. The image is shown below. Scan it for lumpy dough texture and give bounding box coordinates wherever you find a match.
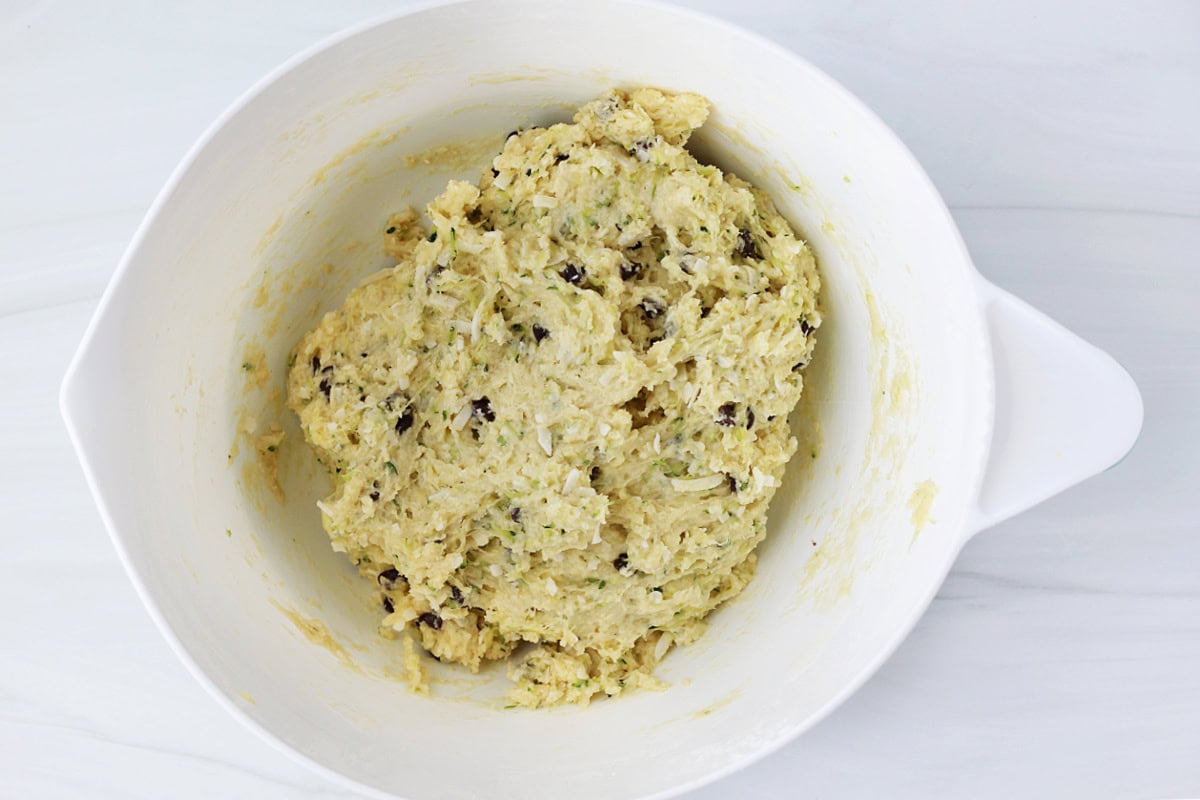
[287,89,820,707]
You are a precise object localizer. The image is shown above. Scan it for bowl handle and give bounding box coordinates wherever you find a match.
[965,277,1143,537]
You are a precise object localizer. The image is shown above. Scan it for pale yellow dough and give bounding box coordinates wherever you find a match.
[287,89,820,707]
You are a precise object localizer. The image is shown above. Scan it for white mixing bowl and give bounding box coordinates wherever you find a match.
[61,1,1143,798]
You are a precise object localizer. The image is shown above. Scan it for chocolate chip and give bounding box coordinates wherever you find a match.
[716,402,736,427]
[791,361,807,373]
[746,407,756,429]
[472,396,495,422]
[382,597,394,613]
[799,318,813,335]
[727,474,738,493]
[620,261,642,280]
[385,226,397,234]
[736,228,760,259]
[395,406,415,435]
[613,553,629,571]
[560,263,585,285]
[532,324,550,343]
[318,378,332,400]
[378,568,400,588]
[369,490,380,502]
[639,298,664,319]
[700,306,712,319]
[589,465,601,482]
[450,585,465,605]
[310,355,321,373]
[554,153,569,164]
[509,506,522,523]
[418,612,443,630]
[491,167,499,177]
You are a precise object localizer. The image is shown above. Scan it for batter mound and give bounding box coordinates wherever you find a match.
[287,89,820,707]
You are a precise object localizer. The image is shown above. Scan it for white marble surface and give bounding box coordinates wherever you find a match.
[3,1,1198,797]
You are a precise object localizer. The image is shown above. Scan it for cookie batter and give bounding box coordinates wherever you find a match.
[287,89,820,706]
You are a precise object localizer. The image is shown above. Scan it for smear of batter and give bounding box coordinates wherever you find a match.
[287,89,820,707]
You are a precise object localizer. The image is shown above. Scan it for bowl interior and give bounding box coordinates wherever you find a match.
[63,2,991,798]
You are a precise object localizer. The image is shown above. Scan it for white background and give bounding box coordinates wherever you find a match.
[3,1,1198,797]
